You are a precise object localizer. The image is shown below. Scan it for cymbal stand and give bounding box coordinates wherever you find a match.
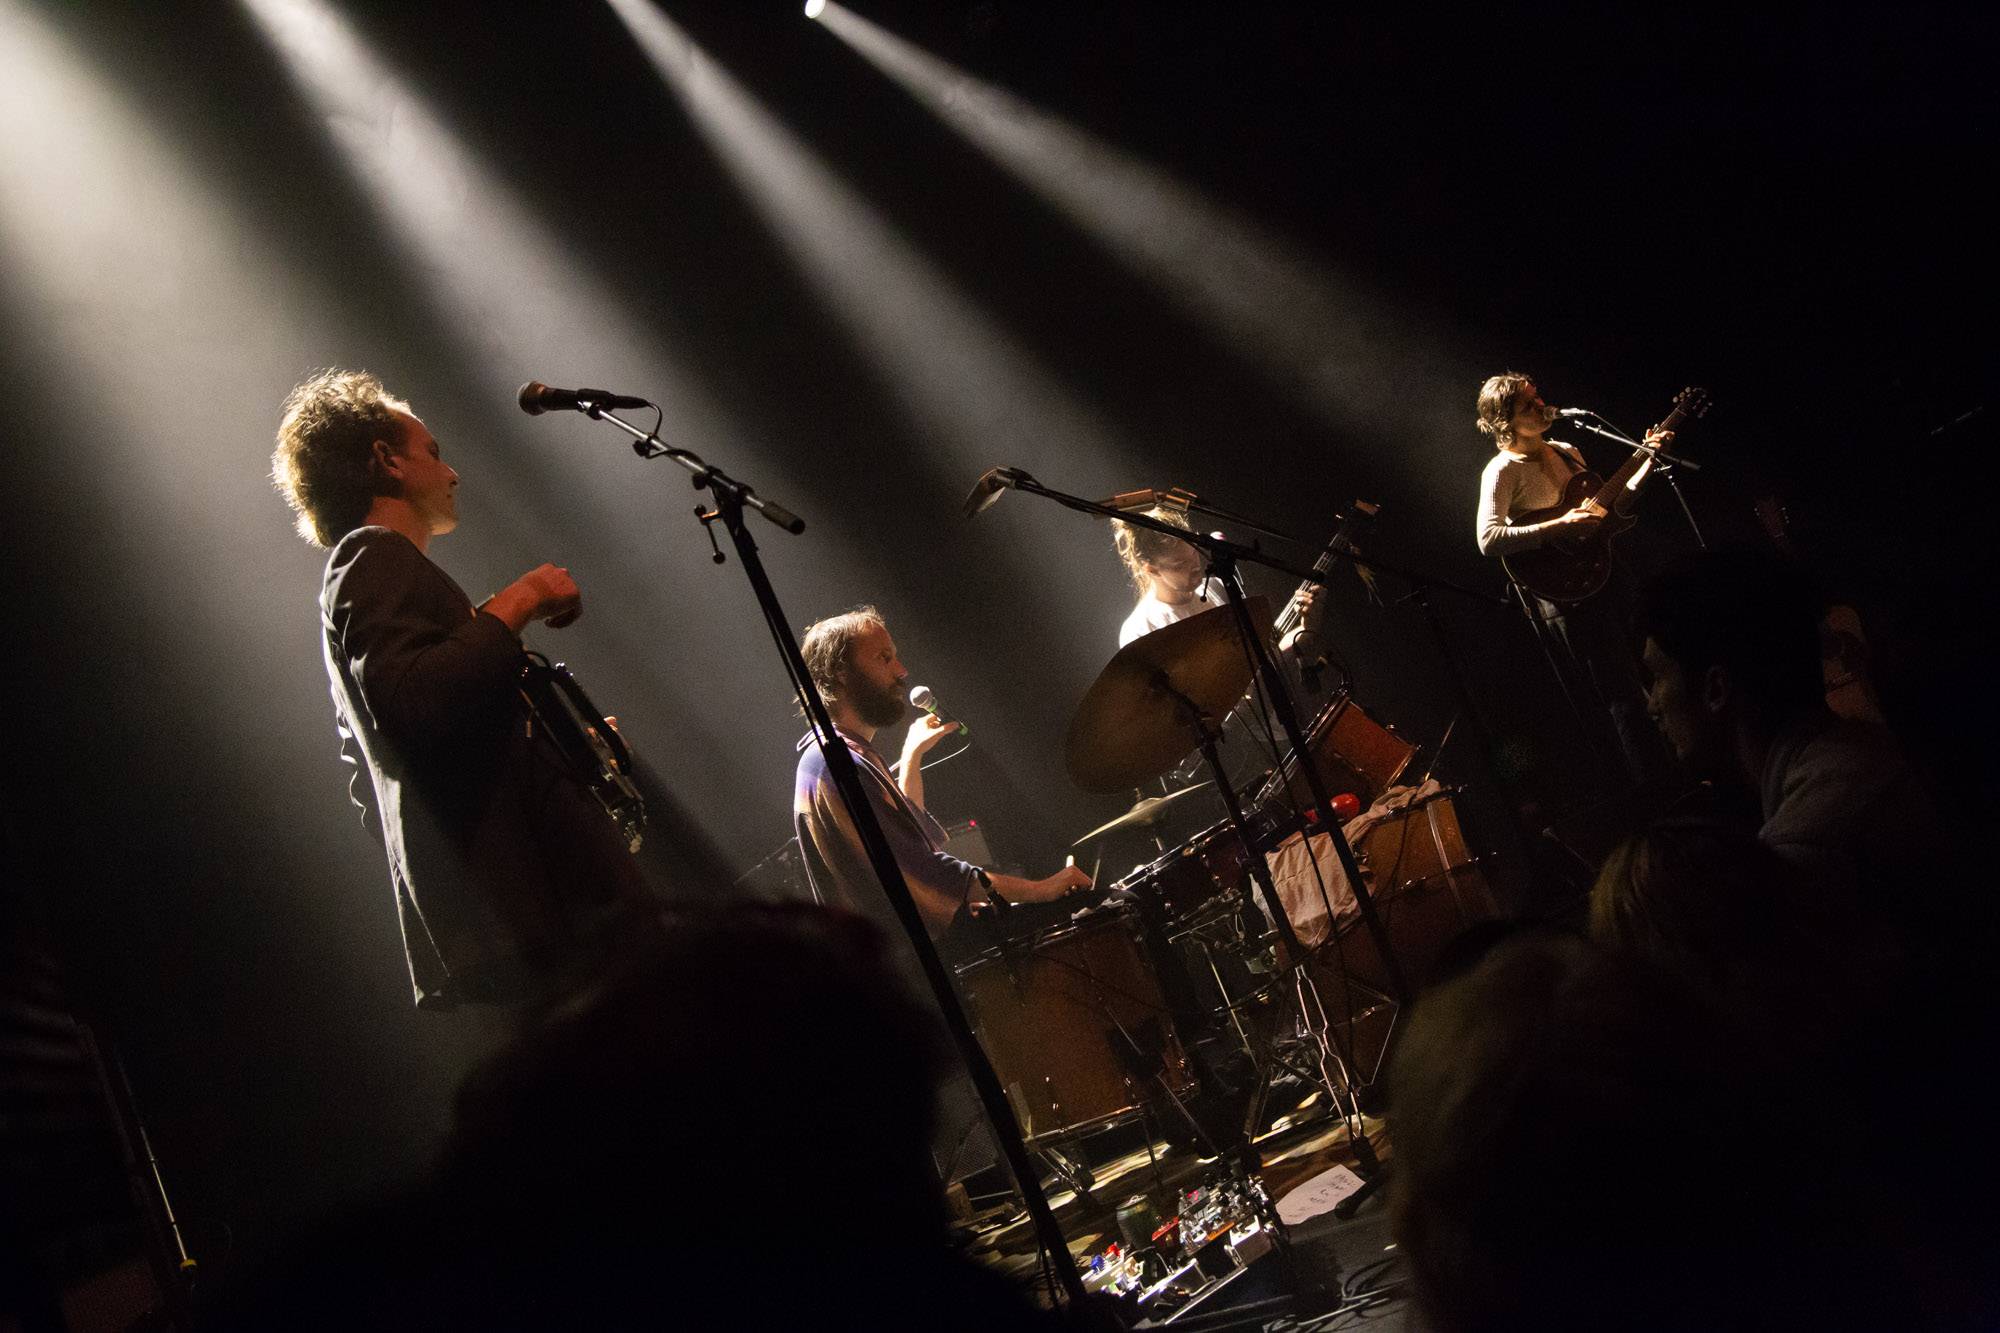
[1202,559,1392,1196]
[568,410,1089,1312]
[1163,677,1383,1189]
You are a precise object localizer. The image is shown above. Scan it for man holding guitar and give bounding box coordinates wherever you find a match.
[273,369,651,1009]
[1473,372,1680,787]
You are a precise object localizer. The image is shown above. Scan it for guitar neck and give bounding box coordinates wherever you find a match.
[1277,541,1342,633]
[1588,399,1695,509]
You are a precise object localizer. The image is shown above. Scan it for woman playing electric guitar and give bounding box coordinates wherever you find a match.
[1472,372,1676,790]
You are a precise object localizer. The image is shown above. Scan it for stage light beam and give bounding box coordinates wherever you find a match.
[237,0,735,462]
[0,0,384,779]
[604,0,1141,489]
[816,3,1471,431]
[0,2,297,531]
[605,0,1135,704]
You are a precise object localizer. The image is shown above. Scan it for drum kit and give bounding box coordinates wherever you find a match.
[951,602,1495,1177]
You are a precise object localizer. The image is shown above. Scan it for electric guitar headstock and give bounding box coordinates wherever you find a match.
[1659,385,1711,433]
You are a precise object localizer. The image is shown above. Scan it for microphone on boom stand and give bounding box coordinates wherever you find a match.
[517,381,653,416]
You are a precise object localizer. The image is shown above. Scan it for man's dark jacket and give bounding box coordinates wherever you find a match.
[321,526,645,1006]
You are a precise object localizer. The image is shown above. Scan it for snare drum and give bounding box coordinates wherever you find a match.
[1116,821,1253,927]
[954,907,1196,1145]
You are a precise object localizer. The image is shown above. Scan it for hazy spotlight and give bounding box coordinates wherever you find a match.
[804,0,827,19]
[818,4,1466,428]
[237,0,732,457]
[604,0,1138,489]
[0,0,366,766]
[0,3,288,520]
[605,0,1137,729]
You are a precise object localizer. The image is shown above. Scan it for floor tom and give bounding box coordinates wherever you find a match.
[954,907,1197,1145]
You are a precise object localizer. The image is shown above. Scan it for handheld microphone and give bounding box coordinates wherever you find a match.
[1555,406,1593,419]
[517,382,653,416]
[907,684,968,737]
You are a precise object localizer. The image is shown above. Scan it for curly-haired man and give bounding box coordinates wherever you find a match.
[274,370,649,1008]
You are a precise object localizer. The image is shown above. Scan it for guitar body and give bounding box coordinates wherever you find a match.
[1500,471,1635,603]
[519,655,648,853]
[1500,387,1709,604]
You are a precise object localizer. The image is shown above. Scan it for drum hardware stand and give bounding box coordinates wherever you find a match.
[1290,967,1360,1113]
[1231,952,1382,1150]
[1235,1000,1331,1145]
[1193,932,1260,1062]
[1099,993,1227,1162]
[1289,947,1368,1090]
[1040,1143,1103,1208]
[1161,660,1392,1204]
[1288,967,1387,1220]
[564,411,1091,1313]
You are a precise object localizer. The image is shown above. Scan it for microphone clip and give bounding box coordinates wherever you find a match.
[962,466,1027,519]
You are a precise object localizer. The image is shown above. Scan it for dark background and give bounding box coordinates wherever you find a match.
[2,0,1991,1284]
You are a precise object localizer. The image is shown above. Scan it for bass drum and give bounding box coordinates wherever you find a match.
[1290,791,1497,1087]
[954,907,1196,1145]
[1258,693,1415,815]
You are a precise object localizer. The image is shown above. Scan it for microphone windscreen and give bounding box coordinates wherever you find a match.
[517,382,550,415]
[907,685,935,709]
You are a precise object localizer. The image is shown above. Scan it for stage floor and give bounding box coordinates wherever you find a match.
[960,1096,1413,1328]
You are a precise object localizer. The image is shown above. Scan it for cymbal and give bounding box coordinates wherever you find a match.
[1071,780,1215,847]
[1065,598,1272,794]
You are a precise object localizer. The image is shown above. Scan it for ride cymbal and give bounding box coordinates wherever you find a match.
[1064,598,1270,793]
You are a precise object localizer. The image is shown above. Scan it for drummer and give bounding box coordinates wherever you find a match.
[1109,506,1330,812]
[792,606,1091,952]
[1112,505,1320,652]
